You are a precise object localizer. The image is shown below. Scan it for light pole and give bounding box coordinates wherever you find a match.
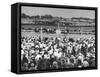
[40,24,43,41]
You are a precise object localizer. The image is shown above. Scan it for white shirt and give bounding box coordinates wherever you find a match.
[35,54,42,60]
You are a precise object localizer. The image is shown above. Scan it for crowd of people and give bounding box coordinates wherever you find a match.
[21,35,95,71]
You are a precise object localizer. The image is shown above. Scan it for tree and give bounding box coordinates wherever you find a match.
[21,13,29,18]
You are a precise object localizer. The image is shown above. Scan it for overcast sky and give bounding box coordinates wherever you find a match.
[21,6,95,19]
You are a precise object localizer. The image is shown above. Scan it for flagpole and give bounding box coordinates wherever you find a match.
[40,16,43,41]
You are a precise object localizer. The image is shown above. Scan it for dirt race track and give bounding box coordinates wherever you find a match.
[22,31,95,40]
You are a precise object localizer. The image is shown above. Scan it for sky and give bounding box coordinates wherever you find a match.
[21,6,95,19]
